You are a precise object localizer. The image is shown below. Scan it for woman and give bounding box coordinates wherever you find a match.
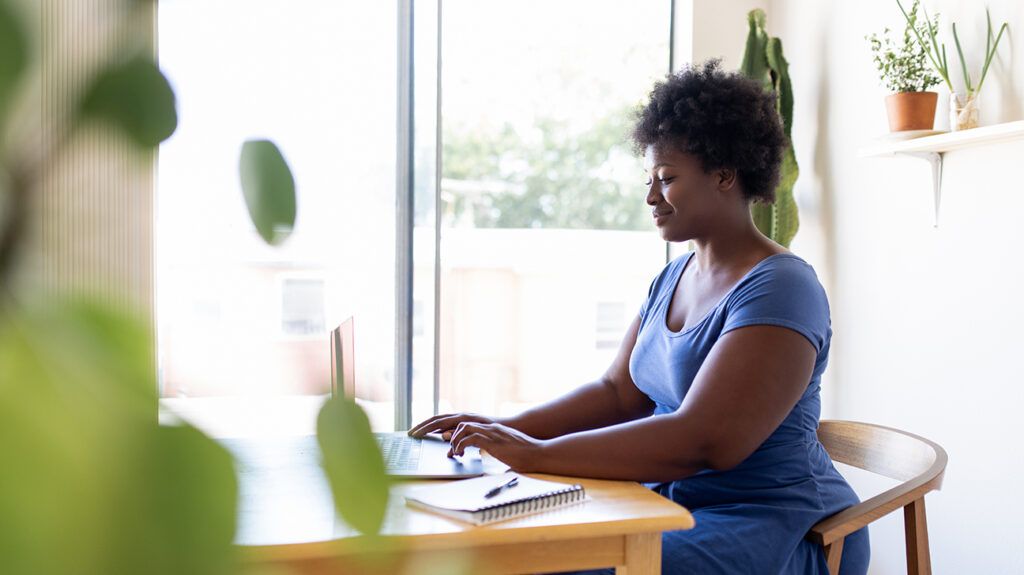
[409,61,869,574]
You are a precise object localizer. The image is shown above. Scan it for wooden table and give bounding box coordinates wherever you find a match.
[224,435,693,575]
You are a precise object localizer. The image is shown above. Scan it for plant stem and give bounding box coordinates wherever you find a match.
[0,166,30,295]
[952,23,973,94]
[976,18,1008,95]
[898,0,953,91]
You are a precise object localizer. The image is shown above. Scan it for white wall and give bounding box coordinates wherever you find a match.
[678,0,771,70]
[765,1,1024,573]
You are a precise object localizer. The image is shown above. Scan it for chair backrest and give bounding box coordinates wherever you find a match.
[817,420,946,483]
[810,421,948,575]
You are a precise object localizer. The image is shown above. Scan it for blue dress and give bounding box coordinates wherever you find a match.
[562,253,869,575]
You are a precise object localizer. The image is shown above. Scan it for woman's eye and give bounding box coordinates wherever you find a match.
[659,177,675,184]
[644,179,653,186]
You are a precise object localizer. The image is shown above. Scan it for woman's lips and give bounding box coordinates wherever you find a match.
[653,210,673,225]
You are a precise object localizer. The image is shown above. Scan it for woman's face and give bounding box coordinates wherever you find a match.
[643,145,727,243]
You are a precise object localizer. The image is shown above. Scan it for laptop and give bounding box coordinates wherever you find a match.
[330,317,485,479]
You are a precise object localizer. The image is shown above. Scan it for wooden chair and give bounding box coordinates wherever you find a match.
[808,420,947,575]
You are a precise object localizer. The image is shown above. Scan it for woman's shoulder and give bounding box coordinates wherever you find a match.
[727,252,830,314]
[723,252,832,352]
[744,252,824,290]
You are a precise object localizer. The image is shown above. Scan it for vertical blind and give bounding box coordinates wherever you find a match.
[34,0,156,318]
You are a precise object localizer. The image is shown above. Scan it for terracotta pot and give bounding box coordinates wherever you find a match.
[885,92,938,132]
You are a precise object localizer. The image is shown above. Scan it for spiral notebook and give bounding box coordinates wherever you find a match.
[404,472,587,525]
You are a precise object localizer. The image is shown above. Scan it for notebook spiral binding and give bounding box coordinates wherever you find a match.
[478,484,586,523]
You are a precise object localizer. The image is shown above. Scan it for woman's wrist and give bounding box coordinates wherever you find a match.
[492,415,518,431]
[531,437,556,473]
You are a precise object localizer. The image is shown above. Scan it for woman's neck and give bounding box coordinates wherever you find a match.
[688,215,779,274]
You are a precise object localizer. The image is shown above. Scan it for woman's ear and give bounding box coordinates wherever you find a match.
[716,168,737,192]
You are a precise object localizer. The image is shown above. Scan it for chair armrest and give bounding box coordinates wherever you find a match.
[808,467,945,546]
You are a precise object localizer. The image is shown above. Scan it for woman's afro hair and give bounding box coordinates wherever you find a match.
[631,60,786,203]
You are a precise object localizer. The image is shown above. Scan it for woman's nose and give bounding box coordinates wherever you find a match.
[646,183,661,206]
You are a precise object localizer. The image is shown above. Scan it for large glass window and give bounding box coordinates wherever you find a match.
[431,0,672,417]
[157,0,399,435]
[158,0,677,433]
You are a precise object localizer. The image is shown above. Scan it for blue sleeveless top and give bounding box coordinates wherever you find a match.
[628,252,869,574]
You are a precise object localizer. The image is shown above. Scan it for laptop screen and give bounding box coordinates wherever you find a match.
[329,317,356,399]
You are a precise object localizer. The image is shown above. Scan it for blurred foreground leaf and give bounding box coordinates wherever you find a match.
[112,424,238,575]
[0,300,238,575]
[0,312,108,575]
[317,397,389,535]
[0,0,29,120]
[80,55,177,147]
[239,139,296,245]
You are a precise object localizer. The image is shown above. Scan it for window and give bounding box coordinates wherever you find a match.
[157,0,677,434]
[430,0,672,418]
[157,0,399,435]
[595,302,627,350]
[280,278,325,337]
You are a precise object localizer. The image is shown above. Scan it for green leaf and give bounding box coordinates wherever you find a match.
[110,424,239,575]
[0,301,238,575]
[239,139,297,245]
[80,55,178,147]
[316,397,390,535]
[58,298,157,409]
[951,23,972,94]
[0,0,29,121]
[0,321,108,575]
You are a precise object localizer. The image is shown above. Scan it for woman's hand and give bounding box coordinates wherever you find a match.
[447,422,547,472]
[407,412,496,441]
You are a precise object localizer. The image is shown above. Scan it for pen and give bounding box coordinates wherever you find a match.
[484,475,519,498]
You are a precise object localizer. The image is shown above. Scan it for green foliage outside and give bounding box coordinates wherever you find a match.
[0,0,389,573]
[443,108,650,231]
[740,8,800,249]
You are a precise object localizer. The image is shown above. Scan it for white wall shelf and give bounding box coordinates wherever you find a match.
[859,120,1024,226]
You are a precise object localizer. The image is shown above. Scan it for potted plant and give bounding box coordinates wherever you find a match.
[867,0,942,132]
[740,9,800,248]
[897,0,1009,131]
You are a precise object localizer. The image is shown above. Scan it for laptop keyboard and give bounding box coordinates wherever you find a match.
[376,434,422,470]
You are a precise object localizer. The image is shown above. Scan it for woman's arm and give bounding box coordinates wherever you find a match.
[409,316,655,440]
[448,325,816,482]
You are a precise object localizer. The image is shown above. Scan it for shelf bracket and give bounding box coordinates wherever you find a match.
[898,151,943,227]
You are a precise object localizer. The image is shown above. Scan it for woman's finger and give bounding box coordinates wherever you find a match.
[449,432,492,457]
[451,425,509,457]
[410,413,491,437]
[407,414,449,436]
[448,421,482,446]
[409,414,470,437]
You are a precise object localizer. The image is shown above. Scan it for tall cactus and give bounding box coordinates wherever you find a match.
[739,9,800,248]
